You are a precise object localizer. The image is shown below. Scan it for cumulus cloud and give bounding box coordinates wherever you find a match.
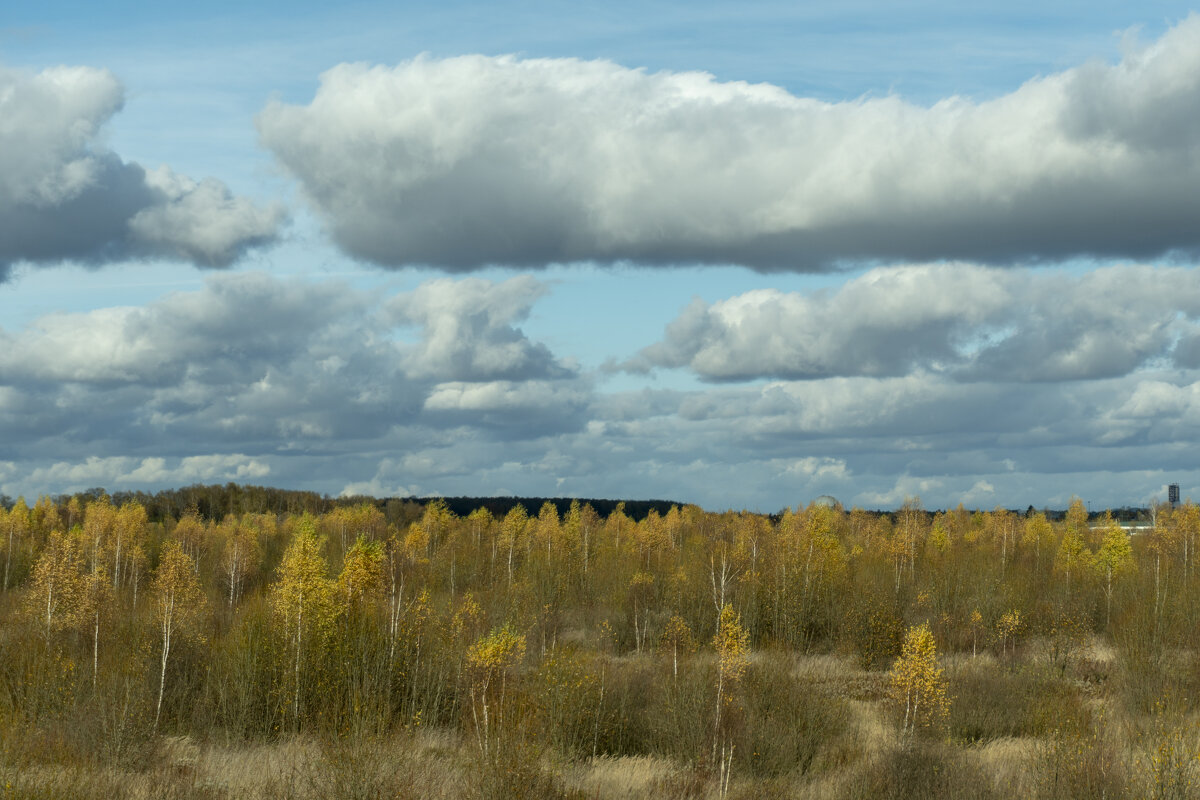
[784,457,850,480]
[0,64,284,277]
[423,379,592,436]
[0,273,363,386]
[260,17,1200,270]
[631,264,1200,382]
[387,276,573,381]
[1,454,269,497]
[7,267,1200,510]
[0,272,586,470]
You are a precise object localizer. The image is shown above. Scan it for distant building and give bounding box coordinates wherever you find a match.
[812,495,840,509]
[1169,483,1181,507]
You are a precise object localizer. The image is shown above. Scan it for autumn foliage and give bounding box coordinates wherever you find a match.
[0,487,1196,798]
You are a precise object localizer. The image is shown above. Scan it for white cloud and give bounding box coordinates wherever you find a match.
[0,272,588,474]
[424,380,583,412]
[423,379,593,435]
[119,454,270,483]
[2,453,269,496]
[387,275,571,381]
[0,64,283,277]
[0,272,363,385]
[260,17,1200,270]
[783,457,850,480]
[633,263,1200,382]
[961,480,997,506]
[127,167,285,266]
[5,266,1200,511]
[0,66,122,207]
[857,476,946,508]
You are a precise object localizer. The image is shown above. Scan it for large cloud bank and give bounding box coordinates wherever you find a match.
[0,273,587,497]
[259,16,1200,270]
[5,269,1200,509]
[0,65,284,279]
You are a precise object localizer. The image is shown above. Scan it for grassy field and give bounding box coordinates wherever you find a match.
[4,642,1199,798]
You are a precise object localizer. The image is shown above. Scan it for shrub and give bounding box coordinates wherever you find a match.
[948,664,1091,742]
[740,653,851,778]
[1034,727,1129,800]
[845,593,905,670]
[841,740,1001,800]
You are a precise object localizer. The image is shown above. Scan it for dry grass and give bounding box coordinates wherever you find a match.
[6,647,1198,800]
[1,729,473,800]
[793,653,890,701]
[560,755,680,799]
[974,737,1039,796]
[847,699,894,752]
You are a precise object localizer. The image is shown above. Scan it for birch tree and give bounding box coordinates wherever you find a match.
[2,498,30,591]
[270,516,336,731]
[466,626,526,758]
[712,603,749,793]
[220,517,261,610]
[499,505,528,588]
[1056,505,1091,598]
[889,622,949,737]
[338,534,384,612]
[1093,516,1135,629]
[25,528,84,642]
[113,501,148,590]
[151,540,207,732]
[77,559,115,691]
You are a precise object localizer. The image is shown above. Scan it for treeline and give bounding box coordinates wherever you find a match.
[1,492,1198,798]
[0,484,682,527]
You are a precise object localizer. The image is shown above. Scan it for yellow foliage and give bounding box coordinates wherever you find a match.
[402,523,430,564]
[271,515,338,643]
[338,534,385,609]
[451,593,484,643]
[25,528,85,637]
[889,622,949,736]
[152,541,208,639]
[467,626,527,689]
[996,609,1021,638]
[713,604,749,694]
[996,609,1022,657]
[660,614,696,655]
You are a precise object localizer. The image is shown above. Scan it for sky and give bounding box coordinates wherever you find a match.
[3,2,1200,511]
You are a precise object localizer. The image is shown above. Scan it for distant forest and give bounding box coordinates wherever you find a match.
[0,483,683,527]
[0,481,1158,524]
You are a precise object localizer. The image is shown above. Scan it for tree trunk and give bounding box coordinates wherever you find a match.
[294,589,304,731]
[155,592,174,733]
[93,609,100,692]
[4,523,12,591]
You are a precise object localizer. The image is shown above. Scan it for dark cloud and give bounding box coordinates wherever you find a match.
[0,65,284,276]
[260,17,1200,271]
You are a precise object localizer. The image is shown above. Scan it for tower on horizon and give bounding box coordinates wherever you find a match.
[1169,483,1181,507]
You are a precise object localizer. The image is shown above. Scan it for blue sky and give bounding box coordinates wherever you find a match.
[3,2,1200,510]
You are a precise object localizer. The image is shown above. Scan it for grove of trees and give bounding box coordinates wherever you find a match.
[0,489,1198,798]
